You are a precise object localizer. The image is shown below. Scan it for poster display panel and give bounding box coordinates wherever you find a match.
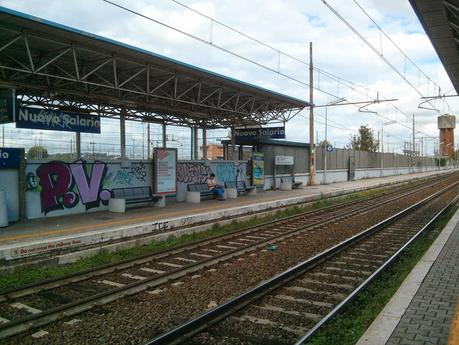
[251,152,264,186]
[154,148,177,194]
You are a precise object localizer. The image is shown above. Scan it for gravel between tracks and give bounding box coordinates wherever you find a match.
[3,183,454,345]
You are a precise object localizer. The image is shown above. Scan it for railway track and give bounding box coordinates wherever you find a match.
[146,179,459,345]
[0,174,456,340]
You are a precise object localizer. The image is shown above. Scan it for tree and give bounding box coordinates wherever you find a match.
[348,125,379,152]
[27,145,48,159]
[318,140,331,148]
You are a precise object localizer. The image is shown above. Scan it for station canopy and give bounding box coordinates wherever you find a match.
[410,0,459,94]
[0,7,309,129]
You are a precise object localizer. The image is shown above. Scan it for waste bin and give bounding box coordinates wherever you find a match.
[0,190,8,227]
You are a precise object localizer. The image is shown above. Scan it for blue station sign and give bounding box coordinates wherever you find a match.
[16,107,101,133]
[235,126,286,140]
[0,148,21,169]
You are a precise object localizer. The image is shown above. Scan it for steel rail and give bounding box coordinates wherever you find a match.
[0,175,439,302]
[294,193,459,344]
[0,176,453,340]
[145,181,459,345]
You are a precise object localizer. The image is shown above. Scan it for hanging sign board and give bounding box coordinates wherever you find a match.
[153,148,177,194]
[16,107,101,133]
[0,148,21,169]
[235,126,285,140]
[251,152,264,186]
[0,88,15,125]
[275,155,294,165]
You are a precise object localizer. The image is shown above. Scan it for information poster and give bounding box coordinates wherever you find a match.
[154,148,177,194]
[251,152,264,186]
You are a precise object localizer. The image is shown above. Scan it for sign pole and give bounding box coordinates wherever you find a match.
[308,42,316,186]
[76,132,81,159]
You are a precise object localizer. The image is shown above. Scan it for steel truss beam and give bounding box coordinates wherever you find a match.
[0,24,305,128]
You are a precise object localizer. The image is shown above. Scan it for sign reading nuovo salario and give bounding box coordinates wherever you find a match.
[16,107,101,133]
[235,126,285,139]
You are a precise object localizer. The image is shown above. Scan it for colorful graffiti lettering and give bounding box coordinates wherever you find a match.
[130,162,147,182]
[177,163,212,183]
[36,160,110,214]
[214,162,236,182]
[112,169,133,185]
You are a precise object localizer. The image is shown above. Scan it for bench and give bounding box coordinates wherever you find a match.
[225,181,256,197]
[280,177,303,190]
[186,183,216,203]
[110,186,165,211]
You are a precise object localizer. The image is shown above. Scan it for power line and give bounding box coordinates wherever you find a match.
[321,0,441,114]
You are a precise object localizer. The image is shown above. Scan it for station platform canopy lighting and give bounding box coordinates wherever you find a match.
[410,0,459,94]
[0,7,309,129]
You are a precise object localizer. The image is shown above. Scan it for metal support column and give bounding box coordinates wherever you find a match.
[193,127,199,160]
[147,123,151,159]
[76,132,81,159]
[230,127,236,161]
[202,127,207,160]
[120,109,126,160]
[162,123,167,148]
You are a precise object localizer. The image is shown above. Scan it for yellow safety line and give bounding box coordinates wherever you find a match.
[0,194,296,243]
[448,297,459,345]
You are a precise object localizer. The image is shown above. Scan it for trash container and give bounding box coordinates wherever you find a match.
[0,190,8,227]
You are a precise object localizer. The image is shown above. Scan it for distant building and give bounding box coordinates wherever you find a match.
[201,144,223,160]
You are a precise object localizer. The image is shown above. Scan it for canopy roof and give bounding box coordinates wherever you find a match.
[0,7,309,128]
[410,0,459,94]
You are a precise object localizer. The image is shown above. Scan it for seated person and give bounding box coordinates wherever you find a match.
[206,173,225,200]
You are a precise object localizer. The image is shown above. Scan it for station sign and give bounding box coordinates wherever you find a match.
[326,144,334,152]
[275,155,294,165]
[0,148,21,169]
[0,88,16,125]
[235,126,285,140]
[16,107,101,133]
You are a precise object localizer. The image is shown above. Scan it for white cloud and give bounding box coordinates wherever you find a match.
[0,0,457,155]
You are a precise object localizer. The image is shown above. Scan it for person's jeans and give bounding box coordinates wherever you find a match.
[211,186,224,198]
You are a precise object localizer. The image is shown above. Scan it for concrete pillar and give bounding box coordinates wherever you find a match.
[193,127,199,160]
[76,132,81,159]
[162,123,167,148]
[202,127,207,160]
[120,109,126,160]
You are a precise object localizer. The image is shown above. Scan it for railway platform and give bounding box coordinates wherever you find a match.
[0,169,455,267]
[357,202,459,345]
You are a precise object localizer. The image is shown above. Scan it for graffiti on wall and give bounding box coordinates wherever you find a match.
[29,160,111,214]
[214,162,235,182]
[177,163,212,183]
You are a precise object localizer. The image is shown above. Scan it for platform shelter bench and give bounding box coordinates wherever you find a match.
[280,177,303,190]
[110,186,165,212]
[225,181,257,197]
[186,183,217,203]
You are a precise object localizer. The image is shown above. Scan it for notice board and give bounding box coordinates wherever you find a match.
[153,148,177,194]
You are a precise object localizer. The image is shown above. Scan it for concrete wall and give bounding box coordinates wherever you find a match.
[25,160,152,219]
[0,169,19,222]
[176,160,247,201]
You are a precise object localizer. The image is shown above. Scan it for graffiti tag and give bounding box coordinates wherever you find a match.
[177,163,212,183]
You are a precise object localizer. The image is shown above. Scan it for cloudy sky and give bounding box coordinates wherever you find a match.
[0,0,456,157]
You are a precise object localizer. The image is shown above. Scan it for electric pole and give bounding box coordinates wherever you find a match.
[308,42,315,186]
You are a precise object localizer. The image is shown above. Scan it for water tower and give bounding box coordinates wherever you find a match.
[438,114,456,157]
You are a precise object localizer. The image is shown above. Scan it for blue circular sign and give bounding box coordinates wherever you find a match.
[326,144,334,152]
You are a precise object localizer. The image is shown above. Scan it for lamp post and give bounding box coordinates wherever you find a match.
[324,98,346,184]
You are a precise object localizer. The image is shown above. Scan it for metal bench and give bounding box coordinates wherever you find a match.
[110,186,164,209]
[280,177,303,190]
[225,181,256,196]
[186,183,215,203]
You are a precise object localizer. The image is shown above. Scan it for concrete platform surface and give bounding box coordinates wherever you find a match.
[356,200,459,345]
[0,169,454,264]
